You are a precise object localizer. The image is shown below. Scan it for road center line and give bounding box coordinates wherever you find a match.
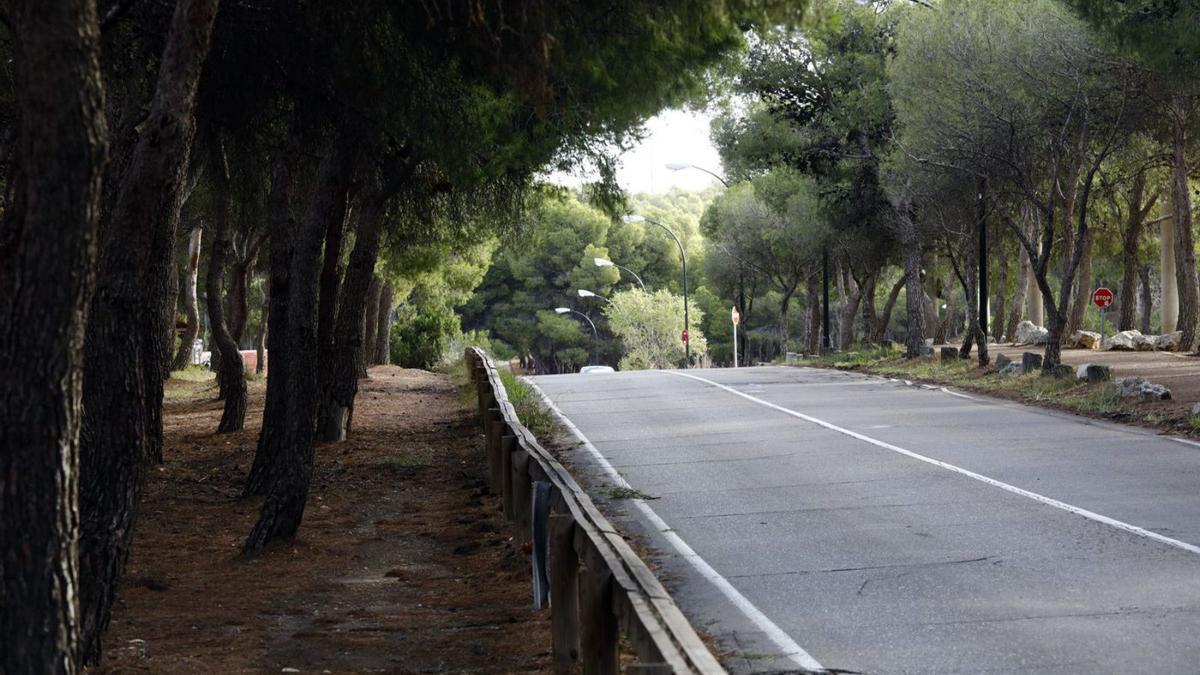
[525,378,826,673]
[666,370,1200,558]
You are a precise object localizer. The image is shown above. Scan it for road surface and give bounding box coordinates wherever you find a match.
[529,366,1200,674]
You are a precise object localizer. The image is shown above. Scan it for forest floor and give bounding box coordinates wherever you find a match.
[99,366,550,673]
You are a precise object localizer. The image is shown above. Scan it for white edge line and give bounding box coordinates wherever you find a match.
[1169,436,1200,449]
[940,387,979,401]
[523,377,826,673]
[665,370,1200,559]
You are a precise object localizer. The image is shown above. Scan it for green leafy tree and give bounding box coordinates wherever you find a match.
[605,288,706,369]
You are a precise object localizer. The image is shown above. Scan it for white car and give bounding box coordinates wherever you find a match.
[579,365,615,374]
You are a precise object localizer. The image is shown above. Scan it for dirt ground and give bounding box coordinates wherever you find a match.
[99,366,550,673]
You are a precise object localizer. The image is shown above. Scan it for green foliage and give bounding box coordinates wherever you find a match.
[498,370,556,439]
[391,304,461,369]
[605,288,706,370]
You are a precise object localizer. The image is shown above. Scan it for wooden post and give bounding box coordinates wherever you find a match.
[549,512,580,675]
[485,410,504,494]
[511,450,532,546]
[579,559,619,675]
[500,434,517,519]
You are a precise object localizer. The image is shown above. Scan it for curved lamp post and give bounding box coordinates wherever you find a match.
[623,214,690,367]
[577,288,609,303]
[593,257,646,291]
[555,307,599,364]
[665,162,731,188]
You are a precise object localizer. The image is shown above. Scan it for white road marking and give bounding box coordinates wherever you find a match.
[940,387,979,401]
[525,378,826,673]
[667,370,1200,558]
[1169,436,1200,450]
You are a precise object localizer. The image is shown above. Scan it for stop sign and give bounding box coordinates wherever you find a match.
[1093,287,1114,309]
[681,329,689,344]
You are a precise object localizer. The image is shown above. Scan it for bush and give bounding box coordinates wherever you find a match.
[390,305,461,369]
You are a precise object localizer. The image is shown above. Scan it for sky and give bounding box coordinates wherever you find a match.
[549,108,727,195]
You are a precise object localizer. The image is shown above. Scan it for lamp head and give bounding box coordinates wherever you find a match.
[622,214,646,224]
[577,289,596,298]
[554,307,570,314]
[665,162,691,171]
[593,257,613,268]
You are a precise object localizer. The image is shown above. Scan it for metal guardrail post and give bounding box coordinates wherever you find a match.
[550,511,581,674]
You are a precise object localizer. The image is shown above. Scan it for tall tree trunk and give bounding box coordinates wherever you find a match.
[244,157,294,497]
[360,275,383,377]
[245,135,358,552]
[1169,101,1197,350]
[860,272,878,339]
[1005,241,1030,342]
[900,216,925,358]
[170,223,203,371]
[777,289,795,356]
[871,276,903,343]
[1117,173,1152,332]
[993,227,1009,341]
[256,278,268,375]
[839,275,863,351]
[804,272,821,355]
[78,0,219,663]
[205,179,247,432]
[0,1,107,670]
[1161,215,1178,332]
[1139,263,1153,335]
[1065,229,1094,337]
[374,281,395,365]
[316,175,402,442]
[228,234,263,345]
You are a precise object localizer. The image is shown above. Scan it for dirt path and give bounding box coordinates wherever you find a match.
[100,366,549,673]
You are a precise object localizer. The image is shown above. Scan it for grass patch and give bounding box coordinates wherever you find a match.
[380,454,427,472]
[600,485,657,500]
[498,369,556,438]
[795,347,1138,421]
[170,365,215,382]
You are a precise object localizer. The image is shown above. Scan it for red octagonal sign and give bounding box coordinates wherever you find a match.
[1093,287,1114,309]
[681,329,690,344]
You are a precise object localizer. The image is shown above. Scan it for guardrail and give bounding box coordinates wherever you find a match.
[465,348,726,675]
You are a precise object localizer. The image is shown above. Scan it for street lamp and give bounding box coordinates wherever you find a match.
[577,288,609,303]
[665,162,731,188]
[623,214,691,367]
[555,307,599,364]
[593,257,646,291]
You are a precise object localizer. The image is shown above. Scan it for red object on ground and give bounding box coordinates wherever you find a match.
[1092,287,1114,309]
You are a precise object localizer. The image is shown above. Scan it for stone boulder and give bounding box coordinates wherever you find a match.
[940,346,959,360]
[999,361,1023,376]
[994,354,1012,372]
[1069,330,1101,350]
[1192,402,1200,417]
[1155,331,1183,352]
[1014,320,1049,346]
[1021,352,1043,373]
[1116,376,1171,402]
[1102,330,1143,351]
[1048,364,1074,379]
[1135,333,1156,351]
[1075,363,1112,384]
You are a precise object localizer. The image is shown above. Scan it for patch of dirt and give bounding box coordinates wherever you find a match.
[100,366,550,673]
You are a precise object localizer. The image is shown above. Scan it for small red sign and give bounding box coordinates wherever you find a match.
[1093,287,1114,309]
[681,329,690,344]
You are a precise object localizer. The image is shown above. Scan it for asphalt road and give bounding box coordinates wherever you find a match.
[528,366,1200,675]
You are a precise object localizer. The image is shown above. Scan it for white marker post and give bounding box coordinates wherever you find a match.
[732,305,741,368]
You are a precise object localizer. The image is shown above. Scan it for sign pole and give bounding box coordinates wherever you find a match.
[731,305,741,369]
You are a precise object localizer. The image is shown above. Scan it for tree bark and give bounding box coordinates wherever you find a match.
[993,228,1008,341]
[244,157,295,497]
[839,275,863,351]
[256,278,268,375]
[804,272,821,355]
[170,223,203,371]
[228,232,264,345]
[245,135,358,552]
[1161,215,1178,332]
[373,281,395,365]
[900,215,925,358]
[316,176,401,442]
[78,0,219,662]
[1065,229,1094,337]
[1169,101,1197,350]
[360,274,383,376]
[1117,173,1153,332]
[871,276,903,343]
[205,179,247,433]
[0,1,107,670]
[1005,241,1030,342]
[1139,263,1153,335]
